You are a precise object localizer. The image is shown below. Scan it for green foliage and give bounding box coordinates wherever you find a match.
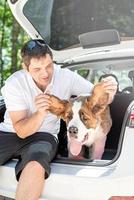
[77,69,90,79]
[0,0,29,87]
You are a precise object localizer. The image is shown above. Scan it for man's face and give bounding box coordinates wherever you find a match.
[27,54,54,91]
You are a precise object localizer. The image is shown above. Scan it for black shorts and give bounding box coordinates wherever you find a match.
[0,131,58,181]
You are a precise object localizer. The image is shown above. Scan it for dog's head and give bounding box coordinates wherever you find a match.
[48,82,109,156]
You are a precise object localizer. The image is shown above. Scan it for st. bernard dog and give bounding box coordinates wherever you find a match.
[48,82,112,160]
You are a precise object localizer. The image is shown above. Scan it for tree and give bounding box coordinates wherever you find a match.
[11,17,21,73]
[0,0,7,86]
[0,0,29,88]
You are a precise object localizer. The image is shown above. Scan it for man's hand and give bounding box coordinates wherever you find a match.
[100,76,118,104]
[35,93,51,117]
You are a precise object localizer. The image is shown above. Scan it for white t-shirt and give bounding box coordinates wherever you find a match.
[0,64,93,137]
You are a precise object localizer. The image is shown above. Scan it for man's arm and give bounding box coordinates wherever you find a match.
[9,94,51,138]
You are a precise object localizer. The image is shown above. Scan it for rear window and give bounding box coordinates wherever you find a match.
[23,0,134,50]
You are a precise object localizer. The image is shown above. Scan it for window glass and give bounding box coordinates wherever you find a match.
[24,0,134,50]
[75,67,132,91]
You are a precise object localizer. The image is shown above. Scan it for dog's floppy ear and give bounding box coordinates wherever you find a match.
[92,103,106,115]
[48,94,71,121]
[87,82,109,106]
[86,82,109,114]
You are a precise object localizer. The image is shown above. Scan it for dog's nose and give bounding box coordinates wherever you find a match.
[68,126,78,134]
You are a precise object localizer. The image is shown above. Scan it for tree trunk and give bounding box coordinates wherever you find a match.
[11,17,21,73]
[0,0,6,87]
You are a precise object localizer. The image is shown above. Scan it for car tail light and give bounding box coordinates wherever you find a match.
[129,110,134,127]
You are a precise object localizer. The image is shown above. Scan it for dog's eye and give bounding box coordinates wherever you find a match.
[82,115,88,121]
[80,111,88,121]
[67,112,73,120]
[83,116,88,121]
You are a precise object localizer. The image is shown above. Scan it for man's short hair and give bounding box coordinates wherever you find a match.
[21,39,53,67]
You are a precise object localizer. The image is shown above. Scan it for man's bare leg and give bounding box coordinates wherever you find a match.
[16,161,45,200]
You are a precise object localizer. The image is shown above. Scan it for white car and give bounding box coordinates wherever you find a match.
[0,0,134,199]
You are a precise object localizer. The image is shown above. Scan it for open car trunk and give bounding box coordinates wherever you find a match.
[0,0,134,199]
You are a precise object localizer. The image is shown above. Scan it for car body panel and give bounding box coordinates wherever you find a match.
[0,127,134,200]
[0,0,134,199]
[7,0,134,62]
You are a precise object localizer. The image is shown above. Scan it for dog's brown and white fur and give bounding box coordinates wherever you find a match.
[48,82,112,160]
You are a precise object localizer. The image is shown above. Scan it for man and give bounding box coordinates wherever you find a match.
[0,39,117,200]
